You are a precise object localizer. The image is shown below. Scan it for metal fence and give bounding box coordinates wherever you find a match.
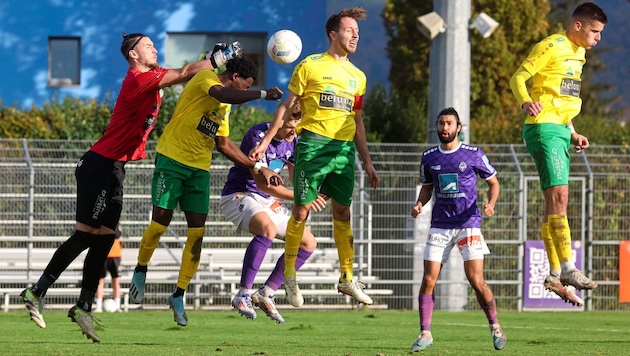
[1,139,629,312]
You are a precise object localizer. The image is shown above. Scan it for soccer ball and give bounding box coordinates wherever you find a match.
[267,30,302,65]
[103,298,118,313]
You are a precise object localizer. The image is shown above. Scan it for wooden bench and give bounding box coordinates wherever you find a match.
[1,244,393,311]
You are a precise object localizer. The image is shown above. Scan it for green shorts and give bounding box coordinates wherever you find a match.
[523,123,571,190]
[294,130,355,206]
[152,153,210,214]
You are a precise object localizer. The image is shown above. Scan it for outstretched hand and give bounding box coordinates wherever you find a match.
[262,87,283,101]
[260,167,283,187]
[571,133,589,153]
[310,193,329,212]
[522,101,543,117]
[205,41,243,68]
[365,164,380,189]
[249,143,267,161]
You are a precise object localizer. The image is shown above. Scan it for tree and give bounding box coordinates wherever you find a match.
[363,84,427,143]
[469,0,551,143]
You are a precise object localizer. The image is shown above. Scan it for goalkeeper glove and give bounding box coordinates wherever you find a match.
[205,41,243,68]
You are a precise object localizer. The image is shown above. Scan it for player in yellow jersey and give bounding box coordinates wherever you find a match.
[129,57,284,326]
[510,2,607,306]
[250,7,380,307]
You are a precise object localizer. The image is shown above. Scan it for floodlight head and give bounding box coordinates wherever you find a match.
[470,12,499,39]
[417,12,446,40]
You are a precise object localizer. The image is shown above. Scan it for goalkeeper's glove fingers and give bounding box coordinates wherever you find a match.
[211,42,227,55]
[201,42,225,62]
[206,41,243,68]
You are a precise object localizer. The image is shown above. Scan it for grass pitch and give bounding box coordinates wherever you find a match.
[1,308,628,355]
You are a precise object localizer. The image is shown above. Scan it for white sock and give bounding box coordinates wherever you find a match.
[114,298,121,309]
[560,262,576,273]
[237,287,251,296]
[260,285,275,297]
[95,298,103,309]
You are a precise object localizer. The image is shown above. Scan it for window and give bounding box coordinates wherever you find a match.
[165,32,266,88]
[48,36,81,87]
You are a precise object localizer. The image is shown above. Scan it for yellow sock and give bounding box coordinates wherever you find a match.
[333,219,354,282]
[138,220,167,266]
[284,215,305,278]
[548,214,573,263]
[177,227,205,290]
[542,222,561,273]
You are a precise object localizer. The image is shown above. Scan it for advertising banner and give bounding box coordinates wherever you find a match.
[523,240,584,310]
[619,241,630,302]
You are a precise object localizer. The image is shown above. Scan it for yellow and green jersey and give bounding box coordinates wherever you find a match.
[510,31,585,124]
[156,70,230,171]
[288,52,366,141]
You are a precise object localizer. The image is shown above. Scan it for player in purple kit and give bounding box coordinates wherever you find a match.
[409,107,506,351]
[220,103,327,323]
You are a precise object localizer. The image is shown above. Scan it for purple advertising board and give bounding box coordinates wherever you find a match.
[523,240,584,310]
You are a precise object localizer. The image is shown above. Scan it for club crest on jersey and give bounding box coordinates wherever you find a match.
[349,79,357,90]
[459,162,467,172]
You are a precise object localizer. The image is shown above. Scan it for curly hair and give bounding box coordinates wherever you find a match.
[325,7,367,39]
[290,101,302,119]
[225,57,258,81]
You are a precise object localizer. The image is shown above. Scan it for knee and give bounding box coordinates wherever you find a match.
[467,275,487,291]
[421,275,438,293]
[546,187,569,208]
[332,207,351,221]
[293,207,310,222]
[259,224,277,239]
[300,231,317,251]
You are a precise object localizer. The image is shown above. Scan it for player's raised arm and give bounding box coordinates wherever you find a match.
[160,42,243,88]
[249,93,299,160]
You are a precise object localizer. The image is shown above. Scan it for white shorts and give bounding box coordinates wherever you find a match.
[219,192,292,239]
[423,227,490,263]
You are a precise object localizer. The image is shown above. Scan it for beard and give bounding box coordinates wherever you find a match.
[338,41,357,55]
[141,56,159,69]
[438,131,458,144]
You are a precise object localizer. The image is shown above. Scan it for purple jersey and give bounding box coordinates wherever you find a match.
[221,122,296,198]
[419,142,497,229]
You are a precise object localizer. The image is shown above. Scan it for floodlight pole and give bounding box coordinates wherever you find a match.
[424,0,471,313]
[427,0,471,144]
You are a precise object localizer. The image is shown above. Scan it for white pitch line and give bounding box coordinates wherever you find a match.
[438,322,627,333]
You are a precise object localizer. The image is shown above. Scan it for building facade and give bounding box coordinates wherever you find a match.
[0,0,388,111]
